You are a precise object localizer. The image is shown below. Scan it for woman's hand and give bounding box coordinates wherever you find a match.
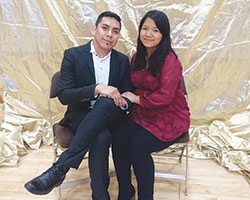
[122,91,140,104]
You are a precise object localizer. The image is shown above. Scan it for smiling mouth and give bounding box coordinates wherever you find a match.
[144,39,154,42]
[104,39,112,44]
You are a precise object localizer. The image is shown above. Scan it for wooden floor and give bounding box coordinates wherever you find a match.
[0,145,249,200]
[0,102,250,200]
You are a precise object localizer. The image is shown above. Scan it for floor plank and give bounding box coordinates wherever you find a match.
[0,145,249,200]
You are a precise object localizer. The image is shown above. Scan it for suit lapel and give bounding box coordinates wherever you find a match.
[108,50,118,85]
[82,41,95,77]
[82,43,119,85]
[86,53,95,76]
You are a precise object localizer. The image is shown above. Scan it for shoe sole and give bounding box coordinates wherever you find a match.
[24,179,64,195]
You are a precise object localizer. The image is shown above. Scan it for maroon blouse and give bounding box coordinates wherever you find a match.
[130,52,190,142]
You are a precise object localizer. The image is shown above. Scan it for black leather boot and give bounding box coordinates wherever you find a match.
[24,162,69,195]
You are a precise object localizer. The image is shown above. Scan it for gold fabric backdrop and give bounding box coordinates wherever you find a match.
[0,0,249,182]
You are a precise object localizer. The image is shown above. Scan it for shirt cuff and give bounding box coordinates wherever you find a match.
[119,101,128,110]
[94,94,99,99]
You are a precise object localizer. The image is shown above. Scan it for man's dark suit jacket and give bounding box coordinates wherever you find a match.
[58,40,133,131]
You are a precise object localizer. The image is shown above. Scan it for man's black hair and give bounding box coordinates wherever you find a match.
[95,11,121,28]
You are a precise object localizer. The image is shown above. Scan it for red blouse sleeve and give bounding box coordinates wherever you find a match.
[139,53,182,109]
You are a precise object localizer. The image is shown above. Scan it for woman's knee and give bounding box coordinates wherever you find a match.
[129,141,144,159]
[129,135,152,160]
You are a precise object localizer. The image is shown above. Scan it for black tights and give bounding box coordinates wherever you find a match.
[112,116,176,200]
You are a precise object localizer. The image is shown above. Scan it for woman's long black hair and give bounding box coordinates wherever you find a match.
[132,10,176,76]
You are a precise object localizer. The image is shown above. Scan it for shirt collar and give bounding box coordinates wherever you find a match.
[90,41,111,60]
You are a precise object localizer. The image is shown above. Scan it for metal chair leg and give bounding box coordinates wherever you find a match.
[57,185,63,200]
[184,144,188,196]
[179,145,185,163]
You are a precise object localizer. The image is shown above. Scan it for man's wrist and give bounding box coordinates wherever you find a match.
[94,84,100,95]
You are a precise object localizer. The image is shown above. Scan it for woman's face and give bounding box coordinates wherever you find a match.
[140,17,163,55]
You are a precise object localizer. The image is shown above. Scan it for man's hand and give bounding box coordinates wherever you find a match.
[95,85,126,107]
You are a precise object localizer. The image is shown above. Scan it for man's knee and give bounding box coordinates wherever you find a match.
[94,97,116,111]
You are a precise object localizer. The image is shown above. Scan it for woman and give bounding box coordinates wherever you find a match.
[112,10,190,200]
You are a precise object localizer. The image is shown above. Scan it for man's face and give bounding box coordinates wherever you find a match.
[92,17,121,53]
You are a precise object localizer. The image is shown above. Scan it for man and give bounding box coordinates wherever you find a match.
[24,11,133,200]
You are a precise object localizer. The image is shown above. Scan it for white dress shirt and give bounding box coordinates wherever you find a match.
[90,41,111,86]
[89,41,128,110]
[90,41,111,108]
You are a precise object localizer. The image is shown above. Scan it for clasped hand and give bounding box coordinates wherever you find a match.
[122,91,139,104]
[95,85,127,107]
